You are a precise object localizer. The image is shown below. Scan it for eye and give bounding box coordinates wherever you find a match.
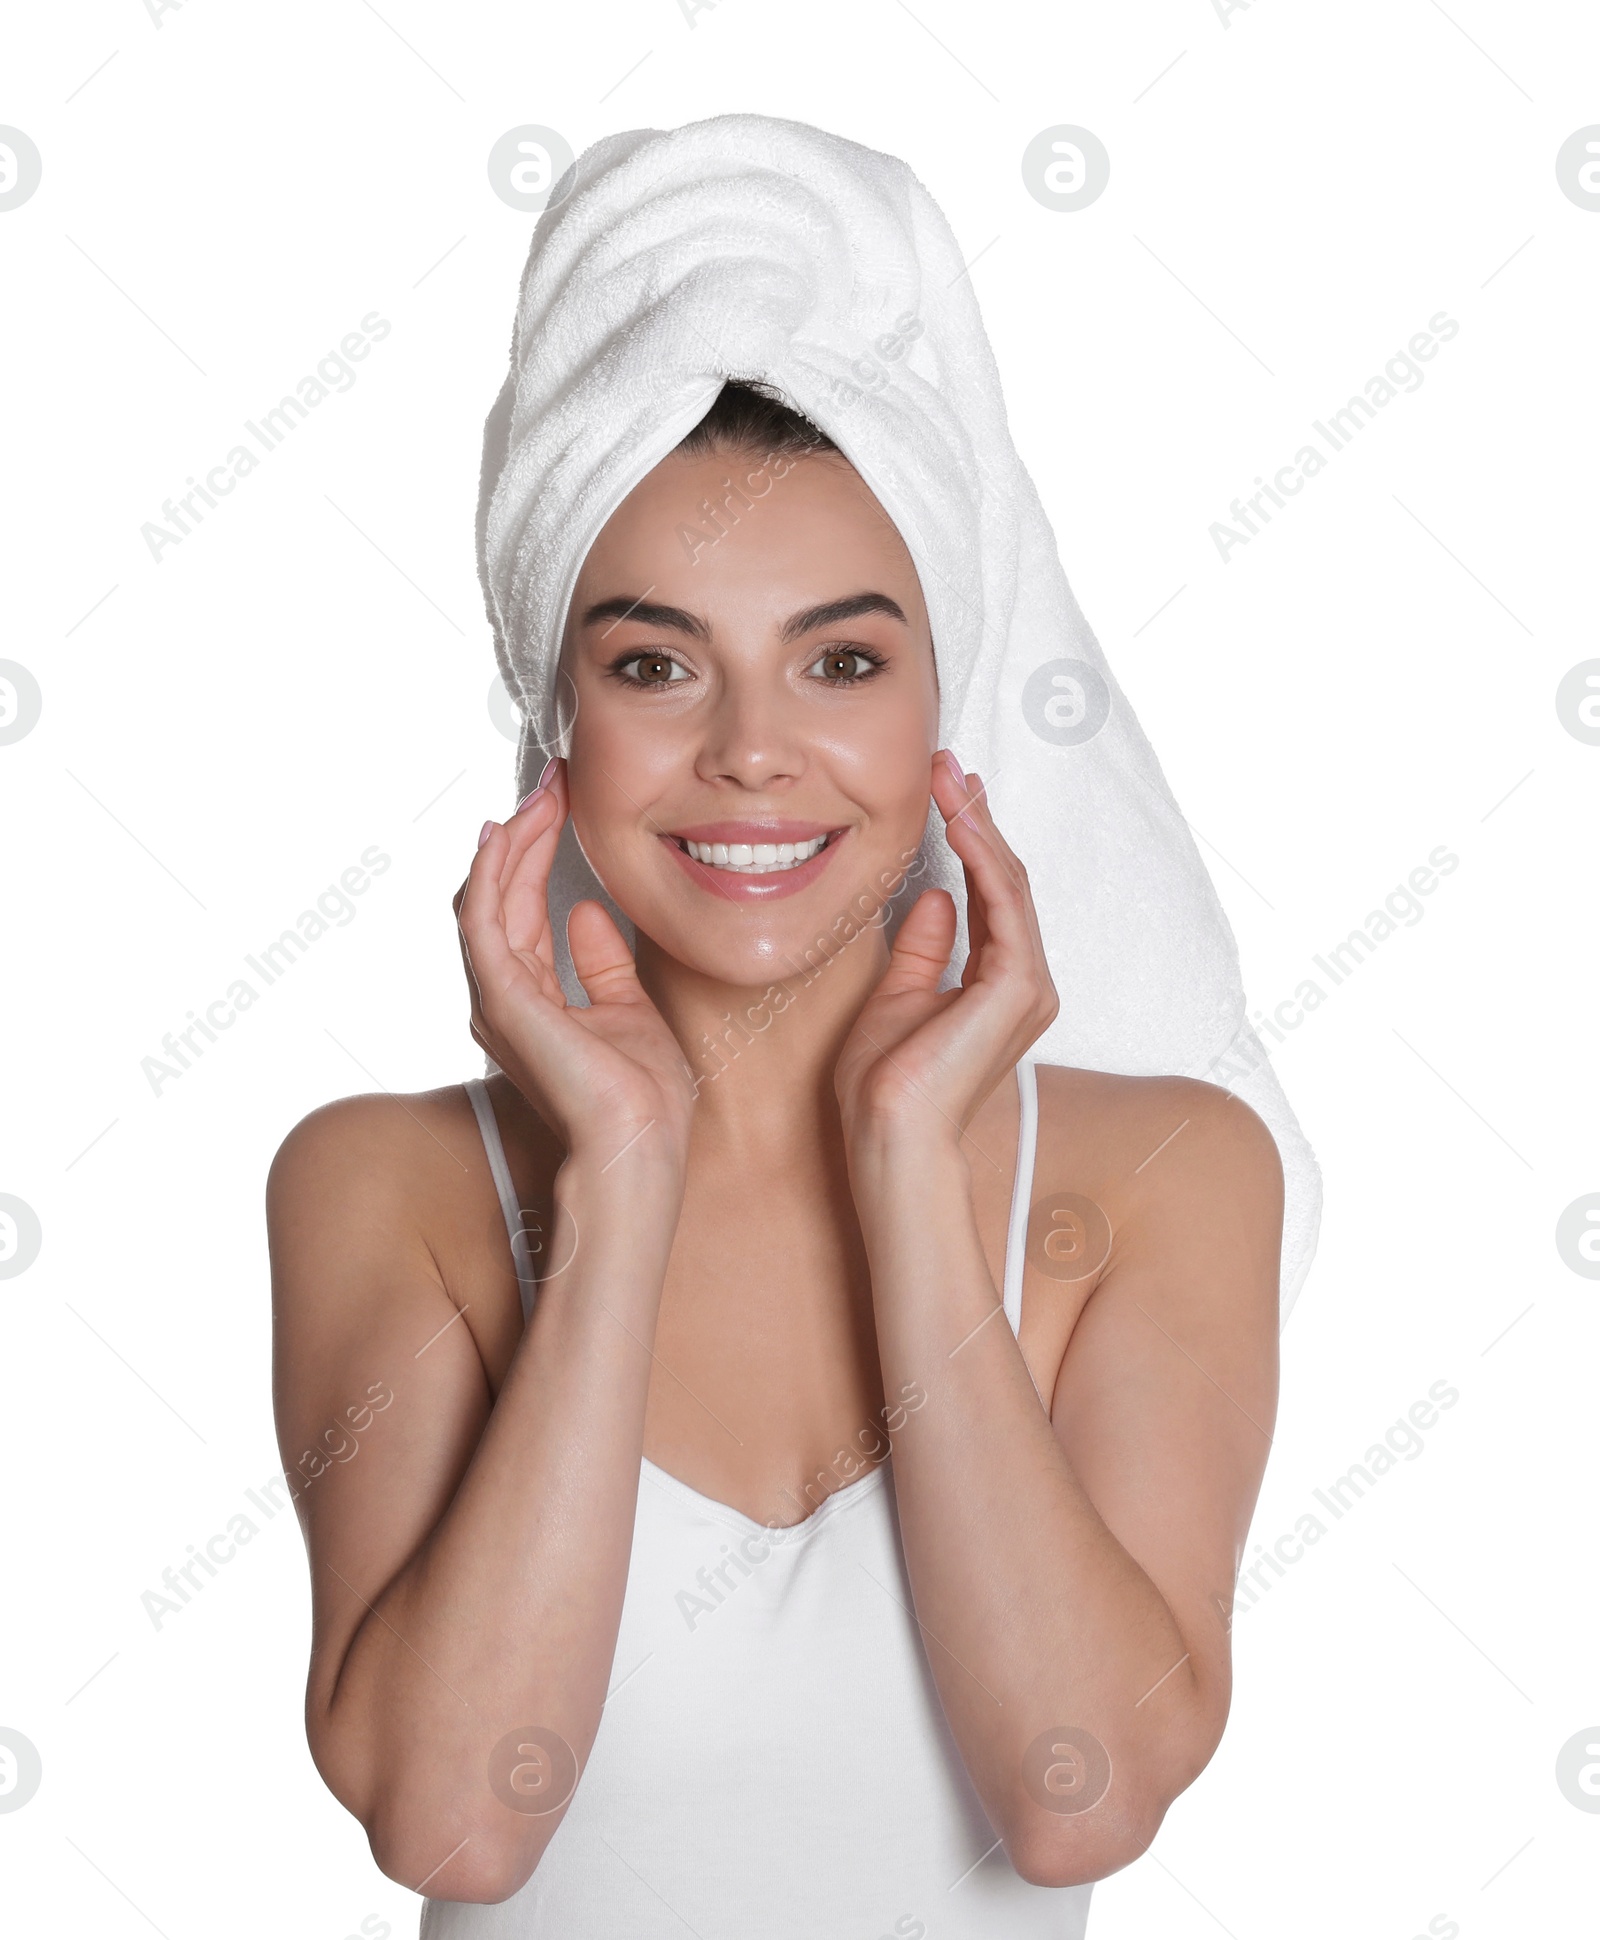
[607,651,691,689]
[806,645,887,684]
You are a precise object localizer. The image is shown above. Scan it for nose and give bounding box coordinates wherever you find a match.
[692,670,805,791]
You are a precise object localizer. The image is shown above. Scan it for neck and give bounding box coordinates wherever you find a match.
[635,926,891,1152]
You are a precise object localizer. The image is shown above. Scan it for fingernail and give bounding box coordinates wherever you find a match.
[514,756,559,815]
[940,748,964,786]
[959,808,980,832]
[478,820,496,849]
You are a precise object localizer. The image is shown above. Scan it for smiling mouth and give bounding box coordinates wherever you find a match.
[669,830,843,875]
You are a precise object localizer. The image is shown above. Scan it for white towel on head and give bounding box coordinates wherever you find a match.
[477,111,1321,1322]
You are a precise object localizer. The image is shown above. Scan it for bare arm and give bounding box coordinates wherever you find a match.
[269,1107,681,1902]
[269,761,695,1902]
[849,1077,1281,1887]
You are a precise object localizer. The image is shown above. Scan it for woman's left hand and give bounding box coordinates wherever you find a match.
[833,748,1060,1154]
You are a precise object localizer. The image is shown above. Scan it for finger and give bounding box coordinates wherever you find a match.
[931,751,1020,885]
[963,769,1054,991]
[963,770,1028,902]
[961,862,989,990]
[954,772,1055,985]
[567,898,648,1006]
[928,753,1058,1038]
[934,752,1044,956]
[872,888,957,1000]
[930,748,983,827]
[498,766,568,969]
[928,753,994,937]
[960,773,1061,1030]
[452,875,487,1027]
[459,821,553,1020]
[959,771,1006,981]
[948,766,1019,886]
[935,782,1037,980]
[926,753,986,984]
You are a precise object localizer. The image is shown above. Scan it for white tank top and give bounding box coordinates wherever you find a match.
[423,1064,1093,1939]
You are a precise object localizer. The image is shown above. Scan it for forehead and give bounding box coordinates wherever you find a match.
[571,446,929,629]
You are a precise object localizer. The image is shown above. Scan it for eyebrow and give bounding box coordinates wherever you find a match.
[579,590,908,644]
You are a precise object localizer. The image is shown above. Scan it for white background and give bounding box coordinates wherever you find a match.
[2,2,1596,1936]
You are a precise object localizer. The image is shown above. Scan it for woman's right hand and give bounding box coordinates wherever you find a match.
[454,758,695,1178]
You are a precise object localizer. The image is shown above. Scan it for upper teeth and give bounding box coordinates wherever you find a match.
[683,834,829,873]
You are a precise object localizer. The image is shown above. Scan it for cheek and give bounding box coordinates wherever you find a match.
[566,705,675,847]
[828,710,933,823]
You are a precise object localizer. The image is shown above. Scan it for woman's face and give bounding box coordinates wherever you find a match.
[558,441,940,992]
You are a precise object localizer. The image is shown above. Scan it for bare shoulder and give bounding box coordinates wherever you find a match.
[1018,1064,1284,1396]
[266,1077,561,1387]
[268,1083,483,1266]
[1039,1063,1287,1195]
[1032,1062,1283,1235]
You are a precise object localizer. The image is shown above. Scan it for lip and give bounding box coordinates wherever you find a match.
[658,823,851,903]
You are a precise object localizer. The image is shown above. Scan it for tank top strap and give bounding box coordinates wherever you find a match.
[463,1076,540,1323]
[1000,1059,1039,1336]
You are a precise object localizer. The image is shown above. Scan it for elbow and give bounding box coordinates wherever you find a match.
[1005,1791,1167,1889]
[1002,1683,1228,1887]
[367,1804,540,1905]
[307,1721,543,1906]
[1002,1726,1219,1890]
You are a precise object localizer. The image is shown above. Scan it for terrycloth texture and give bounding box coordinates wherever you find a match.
[476,112,1321,1323]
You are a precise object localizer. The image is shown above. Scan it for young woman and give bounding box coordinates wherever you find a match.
[267,378,1285,1935]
